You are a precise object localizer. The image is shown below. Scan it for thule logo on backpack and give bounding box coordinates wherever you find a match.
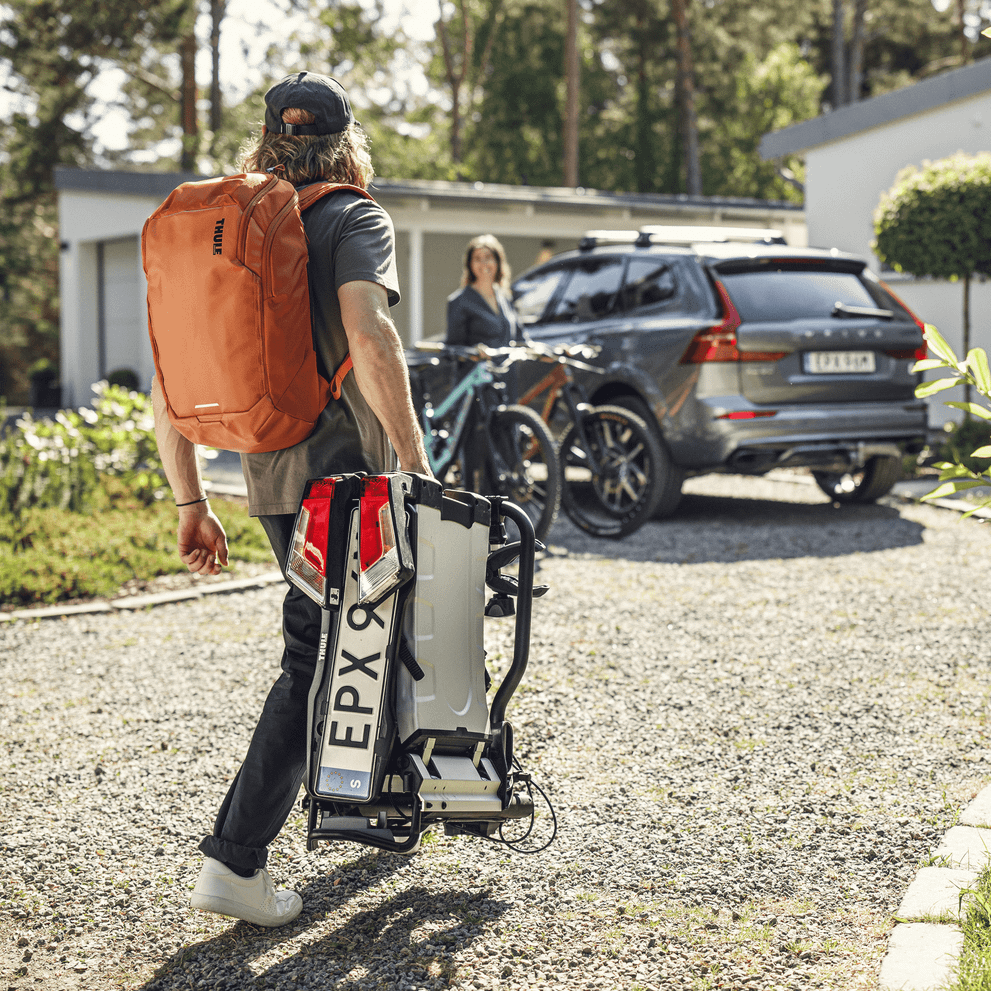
[212,219,225,255]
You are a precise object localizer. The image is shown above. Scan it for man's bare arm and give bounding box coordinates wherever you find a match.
[151,377,229,575]
[338,280,433,477]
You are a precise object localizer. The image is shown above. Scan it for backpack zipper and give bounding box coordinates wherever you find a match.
[237,172,280,262]
[261,196,299,291]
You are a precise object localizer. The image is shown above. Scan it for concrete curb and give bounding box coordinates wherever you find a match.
[878,785,991,990]
[0,570,285,624]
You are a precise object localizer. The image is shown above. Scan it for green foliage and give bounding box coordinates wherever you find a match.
[0,479,274,607]
[874,152,991,279]
[950,864,991,991]
[701,42,824,203]
[912,324,991,517]
[0,0,187,401]
[935,418,991,476]
[0,382,164,516]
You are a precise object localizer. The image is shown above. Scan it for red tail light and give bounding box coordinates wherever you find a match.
[357,475,414,606]
[681,281,787,364]
[879,281,927,361]
[287,479,336,605]
[286,474,414,609]
[715,410,778,420]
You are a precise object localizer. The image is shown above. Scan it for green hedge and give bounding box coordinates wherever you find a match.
[0,383,276,606]
[1,382,163,514]
[0,477,275,607]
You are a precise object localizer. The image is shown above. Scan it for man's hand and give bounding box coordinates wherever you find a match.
[177,503,229,576]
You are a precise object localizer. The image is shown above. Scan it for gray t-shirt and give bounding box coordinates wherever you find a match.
[240,188,401,516]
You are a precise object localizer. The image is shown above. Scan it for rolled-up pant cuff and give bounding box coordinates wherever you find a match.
[198,835,267,872]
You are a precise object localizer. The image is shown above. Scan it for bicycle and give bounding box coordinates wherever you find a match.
[411,343,561,543]
[515,341,664,539]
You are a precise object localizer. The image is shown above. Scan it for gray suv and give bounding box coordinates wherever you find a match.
[511,229,929,515]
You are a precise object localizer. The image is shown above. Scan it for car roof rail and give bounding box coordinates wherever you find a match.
[578,230,639,251]
[638,225,787,246]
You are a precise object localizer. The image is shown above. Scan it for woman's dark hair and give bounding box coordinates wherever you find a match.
[461,234,511,291]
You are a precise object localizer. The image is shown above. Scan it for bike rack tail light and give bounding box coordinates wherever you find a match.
[287,474,414,609]
[357,475,414,606]
[287,478,338,606]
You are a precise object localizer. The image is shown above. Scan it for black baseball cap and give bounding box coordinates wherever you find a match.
[264,71,355,136]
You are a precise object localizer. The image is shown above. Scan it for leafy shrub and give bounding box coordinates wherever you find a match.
[106,367,140,391]
[914,324,991,517]
[935,418,991,476]
[0,477,275,607]
[0,381,165,515]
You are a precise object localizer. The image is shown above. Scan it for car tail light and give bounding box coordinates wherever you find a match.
[357,475,414,606]
[715,410,778,420]
[879,282,927,361]
[287,478,337,606]
[681,281,787,364]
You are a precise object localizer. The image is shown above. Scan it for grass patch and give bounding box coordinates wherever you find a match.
[950,864,991,991]
[0,477,275,606]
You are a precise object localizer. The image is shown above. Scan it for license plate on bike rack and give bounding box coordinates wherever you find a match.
[310,509,404,803]
[293,476,415,806]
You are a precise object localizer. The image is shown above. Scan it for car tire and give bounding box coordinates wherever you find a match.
[607,396,684,518]
[811,454,902,504]
[559,404,664,538]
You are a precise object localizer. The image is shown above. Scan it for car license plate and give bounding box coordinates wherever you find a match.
[803,350,876,374]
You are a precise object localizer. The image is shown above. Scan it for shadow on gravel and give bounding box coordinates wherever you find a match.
[139,855,510,990]
[547,492,926,564]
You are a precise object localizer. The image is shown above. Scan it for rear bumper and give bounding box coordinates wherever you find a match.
[669,398,929,472]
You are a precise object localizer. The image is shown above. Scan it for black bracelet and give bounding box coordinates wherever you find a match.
[176,497,207,507]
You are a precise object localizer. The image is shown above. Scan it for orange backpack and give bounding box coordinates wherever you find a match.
[142,171,371,454]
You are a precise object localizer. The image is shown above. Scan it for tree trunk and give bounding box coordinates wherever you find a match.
[563,0,579,187]
[634,18,655,193]
[671,0,701,196]
[832,0,847,107]
[180,27,198,171]
[847,0,867,103]
[209,0,224,137]
[957,0,969,66]
[436,0,470,166]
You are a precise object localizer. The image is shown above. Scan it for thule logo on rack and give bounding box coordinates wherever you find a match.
[212,218,225,255]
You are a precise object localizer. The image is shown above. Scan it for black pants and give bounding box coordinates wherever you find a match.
[198,514,322,872]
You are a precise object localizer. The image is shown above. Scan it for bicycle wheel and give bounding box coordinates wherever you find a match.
[560,404,663,538]
[486,404,561,544]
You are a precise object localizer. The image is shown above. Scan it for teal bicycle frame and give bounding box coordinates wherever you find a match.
[420,358,506,480]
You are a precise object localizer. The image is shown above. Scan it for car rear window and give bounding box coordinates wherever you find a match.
[720,268,881,322]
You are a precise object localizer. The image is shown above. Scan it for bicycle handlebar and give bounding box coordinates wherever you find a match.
[411,339,604,374]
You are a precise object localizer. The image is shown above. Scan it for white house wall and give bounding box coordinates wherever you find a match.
[58,190,162,406]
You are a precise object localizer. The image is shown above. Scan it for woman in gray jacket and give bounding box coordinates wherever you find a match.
[445,234,521,348]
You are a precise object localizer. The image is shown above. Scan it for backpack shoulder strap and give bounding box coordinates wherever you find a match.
[296,181,375,212]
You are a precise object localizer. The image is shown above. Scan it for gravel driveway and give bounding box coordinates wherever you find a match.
[3,473,990,991]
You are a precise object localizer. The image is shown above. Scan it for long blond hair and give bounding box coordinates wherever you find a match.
[241,108,374,188]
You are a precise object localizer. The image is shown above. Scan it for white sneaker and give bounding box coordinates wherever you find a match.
[190,858,302,927]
